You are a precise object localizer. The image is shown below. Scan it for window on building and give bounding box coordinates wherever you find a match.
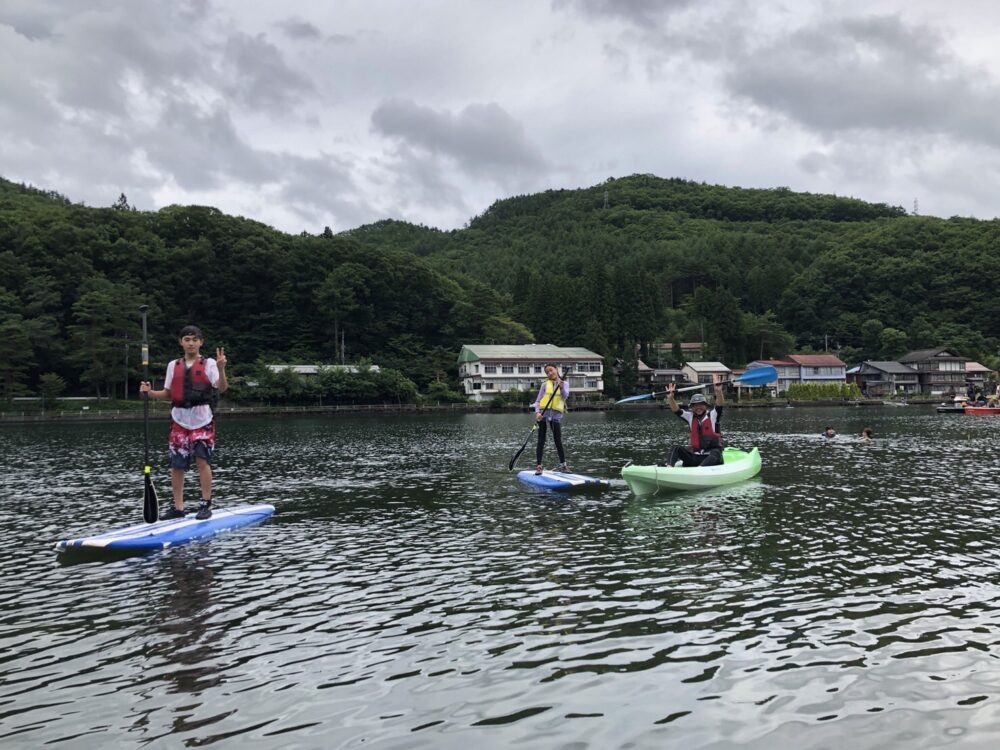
[472,382,482,390]
[474,364,479,373]
[486,383,494,390]
[484,365,496,374]
[518,365,530,374]
[586,380,598,388]
[502,365,514,374]
[533,364,543,373]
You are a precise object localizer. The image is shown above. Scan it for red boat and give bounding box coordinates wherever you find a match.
[964,406,1000,415]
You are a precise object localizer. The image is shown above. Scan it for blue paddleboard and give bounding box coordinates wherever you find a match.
[517,470,611,491]
[55,504,275,552]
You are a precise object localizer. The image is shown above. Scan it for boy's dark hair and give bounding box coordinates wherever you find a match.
[178,325,204,340]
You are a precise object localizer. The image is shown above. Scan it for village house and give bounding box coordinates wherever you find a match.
[850,361,920,396]
[681,361,731,385]
[897,348,968,395]
[636,360,688,390]
[745,358,800,395]
[265,364,380,376]
[456,344,604,402]
[965,361,995,393]
[786,354,847,387]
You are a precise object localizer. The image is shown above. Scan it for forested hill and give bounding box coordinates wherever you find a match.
[2,173,999,401]
[350,175,1000,372]
[0,177,523,399]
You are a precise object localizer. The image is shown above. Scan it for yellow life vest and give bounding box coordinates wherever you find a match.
[539,379,566,413]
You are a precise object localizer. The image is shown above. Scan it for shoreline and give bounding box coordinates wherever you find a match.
[0,398,937,425]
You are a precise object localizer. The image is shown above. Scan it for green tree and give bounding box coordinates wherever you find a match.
[67,279,140,397]
[38,372,67,409]
[0,318,33,400]
[315,262,371,363]
[879,327,909,360]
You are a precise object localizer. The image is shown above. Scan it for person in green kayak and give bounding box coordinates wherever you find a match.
[663,374,725,467]
[139,325,227,520]
[534,364,570,474]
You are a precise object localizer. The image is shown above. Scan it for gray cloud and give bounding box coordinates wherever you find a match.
[371,98,549,179]
[725,15,1000,147]
[220,32,315,113]
[3,0,1000,232]
[141,104,278,190]
[277,17,323,41]
[552,0,697,27]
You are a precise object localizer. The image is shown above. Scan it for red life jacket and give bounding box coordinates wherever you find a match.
[169,357,215,408]
[689,412,723,451]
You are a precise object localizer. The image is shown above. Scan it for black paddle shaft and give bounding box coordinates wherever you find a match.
[139,305,158,523]
[140,305,150,466]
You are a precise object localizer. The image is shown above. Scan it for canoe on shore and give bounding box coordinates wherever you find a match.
[621,447,761,496]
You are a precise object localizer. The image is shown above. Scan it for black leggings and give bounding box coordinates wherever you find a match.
[536,419,566,465]
[665,445,723,467]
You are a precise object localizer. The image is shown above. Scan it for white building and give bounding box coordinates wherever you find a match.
[264,364,380,375]
[457,344,604,402]
[681,361,732,385]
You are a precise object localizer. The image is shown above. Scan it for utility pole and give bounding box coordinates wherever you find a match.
[124,333,129,401]
[824,334,828,352]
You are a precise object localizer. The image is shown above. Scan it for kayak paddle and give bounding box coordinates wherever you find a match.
[140,305,159,523]
[507,368,566,471]
[614,365,779,405]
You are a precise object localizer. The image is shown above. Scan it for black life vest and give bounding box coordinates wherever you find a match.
[169,357,216,408]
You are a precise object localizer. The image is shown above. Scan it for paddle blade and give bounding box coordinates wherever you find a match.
[143,470,158,523]
[735,366,778,386]
[614,392,655,405]
[508,424,538,470]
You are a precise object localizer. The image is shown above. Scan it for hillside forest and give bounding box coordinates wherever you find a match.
[1,174,998,403]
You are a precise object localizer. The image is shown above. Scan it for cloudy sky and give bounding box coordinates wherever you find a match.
[2,0,999,233]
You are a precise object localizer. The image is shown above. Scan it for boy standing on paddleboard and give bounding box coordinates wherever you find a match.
[139,325,227,519]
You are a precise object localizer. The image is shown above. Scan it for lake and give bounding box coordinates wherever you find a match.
[3,405,1000,748]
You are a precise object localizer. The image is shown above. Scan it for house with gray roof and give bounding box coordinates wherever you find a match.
[457,344,604,402]
[853,361,919,396]
[898,348,967,394]
[681,361,732,385]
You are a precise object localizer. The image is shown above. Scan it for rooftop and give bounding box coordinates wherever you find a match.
[861,361,918,375]
[458,344,602,363]
[787,354,846,367]
[684,361,731,372]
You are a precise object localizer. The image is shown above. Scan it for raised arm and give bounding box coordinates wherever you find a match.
[665,382,681,413]
[713,373,725,407]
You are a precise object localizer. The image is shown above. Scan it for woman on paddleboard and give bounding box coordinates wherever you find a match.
[139,325,228,520]
[533,364,570,474]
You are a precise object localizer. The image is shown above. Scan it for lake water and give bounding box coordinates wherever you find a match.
[3,405,1000,748]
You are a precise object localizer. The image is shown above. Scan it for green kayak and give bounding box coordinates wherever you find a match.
[621,447,761,496]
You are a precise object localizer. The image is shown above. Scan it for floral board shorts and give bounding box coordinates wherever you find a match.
[168,421,215,470]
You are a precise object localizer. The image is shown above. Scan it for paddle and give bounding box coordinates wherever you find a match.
[507,368,566,471]
[140,305,159,523]
[613,365,779,405]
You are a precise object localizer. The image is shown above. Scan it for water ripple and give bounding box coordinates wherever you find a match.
[3,407,1000,747]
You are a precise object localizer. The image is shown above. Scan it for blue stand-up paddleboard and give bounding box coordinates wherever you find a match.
[517,470,610,491]
[55,504,275,552]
